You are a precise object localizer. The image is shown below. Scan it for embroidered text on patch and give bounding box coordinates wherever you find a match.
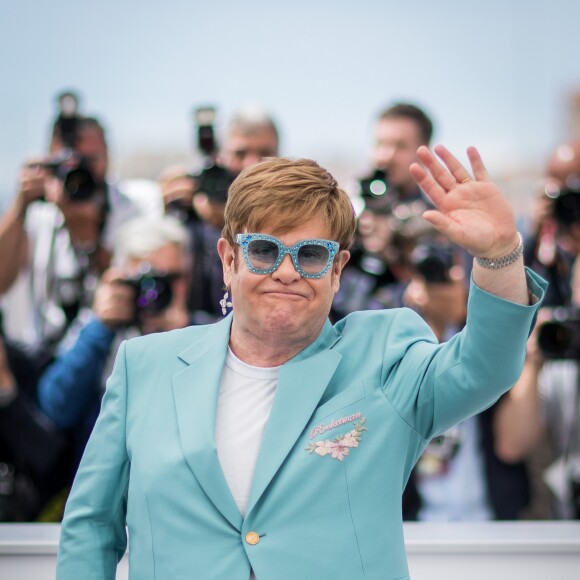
[305,417,367,461]
[309,412,362,440]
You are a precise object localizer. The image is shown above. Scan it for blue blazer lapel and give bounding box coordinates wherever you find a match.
[171,316,243,531]
[247,321,342,516]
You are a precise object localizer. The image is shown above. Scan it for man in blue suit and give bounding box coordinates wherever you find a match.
[57,145,546,579]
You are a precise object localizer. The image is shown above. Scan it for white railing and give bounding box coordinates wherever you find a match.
[1,522,579,579]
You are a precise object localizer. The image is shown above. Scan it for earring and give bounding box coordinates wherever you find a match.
[220,290,233,316]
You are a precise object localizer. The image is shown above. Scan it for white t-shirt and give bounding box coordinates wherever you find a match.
[539,360,580,518]
[215,347,279,517]
[416,416,493,521]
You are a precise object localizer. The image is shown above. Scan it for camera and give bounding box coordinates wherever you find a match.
[41,150,101,202]
[37,90,103,202]
[121,272,175,323]
[537,307,580,359]
[411,242,455,283]
[192,106,233,203]
[54,91,81,149]
[360,169,390,200]
[545,179,580,226]
[165,106,234,222]
[359,169,394,215]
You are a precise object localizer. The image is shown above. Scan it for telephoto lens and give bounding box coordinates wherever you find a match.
[537,309,580,359]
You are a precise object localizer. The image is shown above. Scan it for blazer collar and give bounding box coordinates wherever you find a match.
[246,320,342,515]
[172,315,243,530]
[172,316,342,527]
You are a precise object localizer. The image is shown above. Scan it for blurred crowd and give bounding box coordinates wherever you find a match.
[0,92,579,523]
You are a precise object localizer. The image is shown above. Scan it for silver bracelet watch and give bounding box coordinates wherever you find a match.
[475,232,524,269]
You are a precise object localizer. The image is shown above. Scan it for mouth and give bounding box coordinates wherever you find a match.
[262,290,307,300]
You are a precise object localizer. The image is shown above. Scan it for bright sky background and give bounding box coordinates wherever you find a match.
[1,0,579,208]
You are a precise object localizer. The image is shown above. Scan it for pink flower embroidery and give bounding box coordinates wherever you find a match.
[306,417,367,461]
[314,440,334,457]
[330,442,350,461]
[341,431,359,448]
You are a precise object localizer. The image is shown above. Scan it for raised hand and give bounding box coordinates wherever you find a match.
[410,145,519,259]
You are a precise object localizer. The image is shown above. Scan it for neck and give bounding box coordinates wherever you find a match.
[228,322,320,368]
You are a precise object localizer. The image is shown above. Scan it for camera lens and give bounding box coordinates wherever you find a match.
[134,274,173,314]
[537,315,580,359]
[63,167,97,201]
[538,322,572,356]
[553,188,580,225]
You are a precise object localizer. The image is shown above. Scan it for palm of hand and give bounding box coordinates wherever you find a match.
[434,181,516,257]
[410,145,518,258]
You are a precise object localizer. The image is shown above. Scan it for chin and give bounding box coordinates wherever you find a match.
[262,309,304,335]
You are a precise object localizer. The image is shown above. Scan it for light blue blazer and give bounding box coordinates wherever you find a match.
[57,271,546,580]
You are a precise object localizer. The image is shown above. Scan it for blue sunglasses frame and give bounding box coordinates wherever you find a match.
[235,233,340,279]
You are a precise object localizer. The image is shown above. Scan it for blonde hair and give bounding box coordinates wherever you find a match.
[222,157,355,250]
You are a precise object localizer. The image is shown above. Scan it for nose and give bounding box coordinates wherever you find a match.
[374,144,395,168]
[242,152,262,169]
[271,253,301,283]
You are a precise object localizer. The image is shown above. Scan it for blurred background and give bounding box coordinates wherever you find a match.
[1,0,579,213]
[1,0,580,528]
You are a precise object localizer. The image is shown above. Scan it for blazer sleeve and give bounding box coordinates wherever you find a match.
[56,340,130,580]
[383,268,547,439]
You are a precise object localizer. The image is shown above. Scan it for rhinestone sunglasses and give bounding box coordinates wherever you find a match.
[235,233,340,279]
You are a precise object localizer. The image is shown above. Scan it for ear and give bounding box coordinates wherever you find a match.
[217,237,235,288]
[331,250,350,292]
[335,250,350,273]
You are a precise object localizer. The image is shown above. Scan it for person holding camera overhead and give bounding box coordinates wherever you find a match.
[36,215,190,476]
[0,91,160,353]
[332,102,436,320]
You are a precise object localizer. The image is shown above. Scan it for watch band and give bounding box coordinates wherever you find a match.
[475,232,524,269]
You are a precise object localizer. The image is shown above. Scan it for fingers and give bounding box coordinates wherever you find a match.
[422,209,464,245]
[466,146,490,181]
[100,267,127,284]
[433,145,472,183]
[409,162,447,209]
[93,270,135,327]
[19,163,49,204]
[416,146,457,192]
[414,145,490,192]
[161,176,195,207]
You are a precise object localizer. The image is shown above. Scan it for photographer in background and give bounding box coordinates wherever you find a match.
[160,105,279,323]
[332,103,433,319]
[402,239,467,341]
[370,102,434,203]
[495,180,580,519]
[0,91,159,352]
[36,215,190,478]
[524,141,580,306]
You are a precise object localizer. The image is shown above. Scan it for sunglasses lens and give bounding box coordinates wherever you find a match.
[247,239,280,270]
[297,244,330,274]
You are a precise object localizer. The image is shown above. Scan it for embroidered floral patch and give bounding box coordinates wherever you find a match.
[305,417,367,461]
